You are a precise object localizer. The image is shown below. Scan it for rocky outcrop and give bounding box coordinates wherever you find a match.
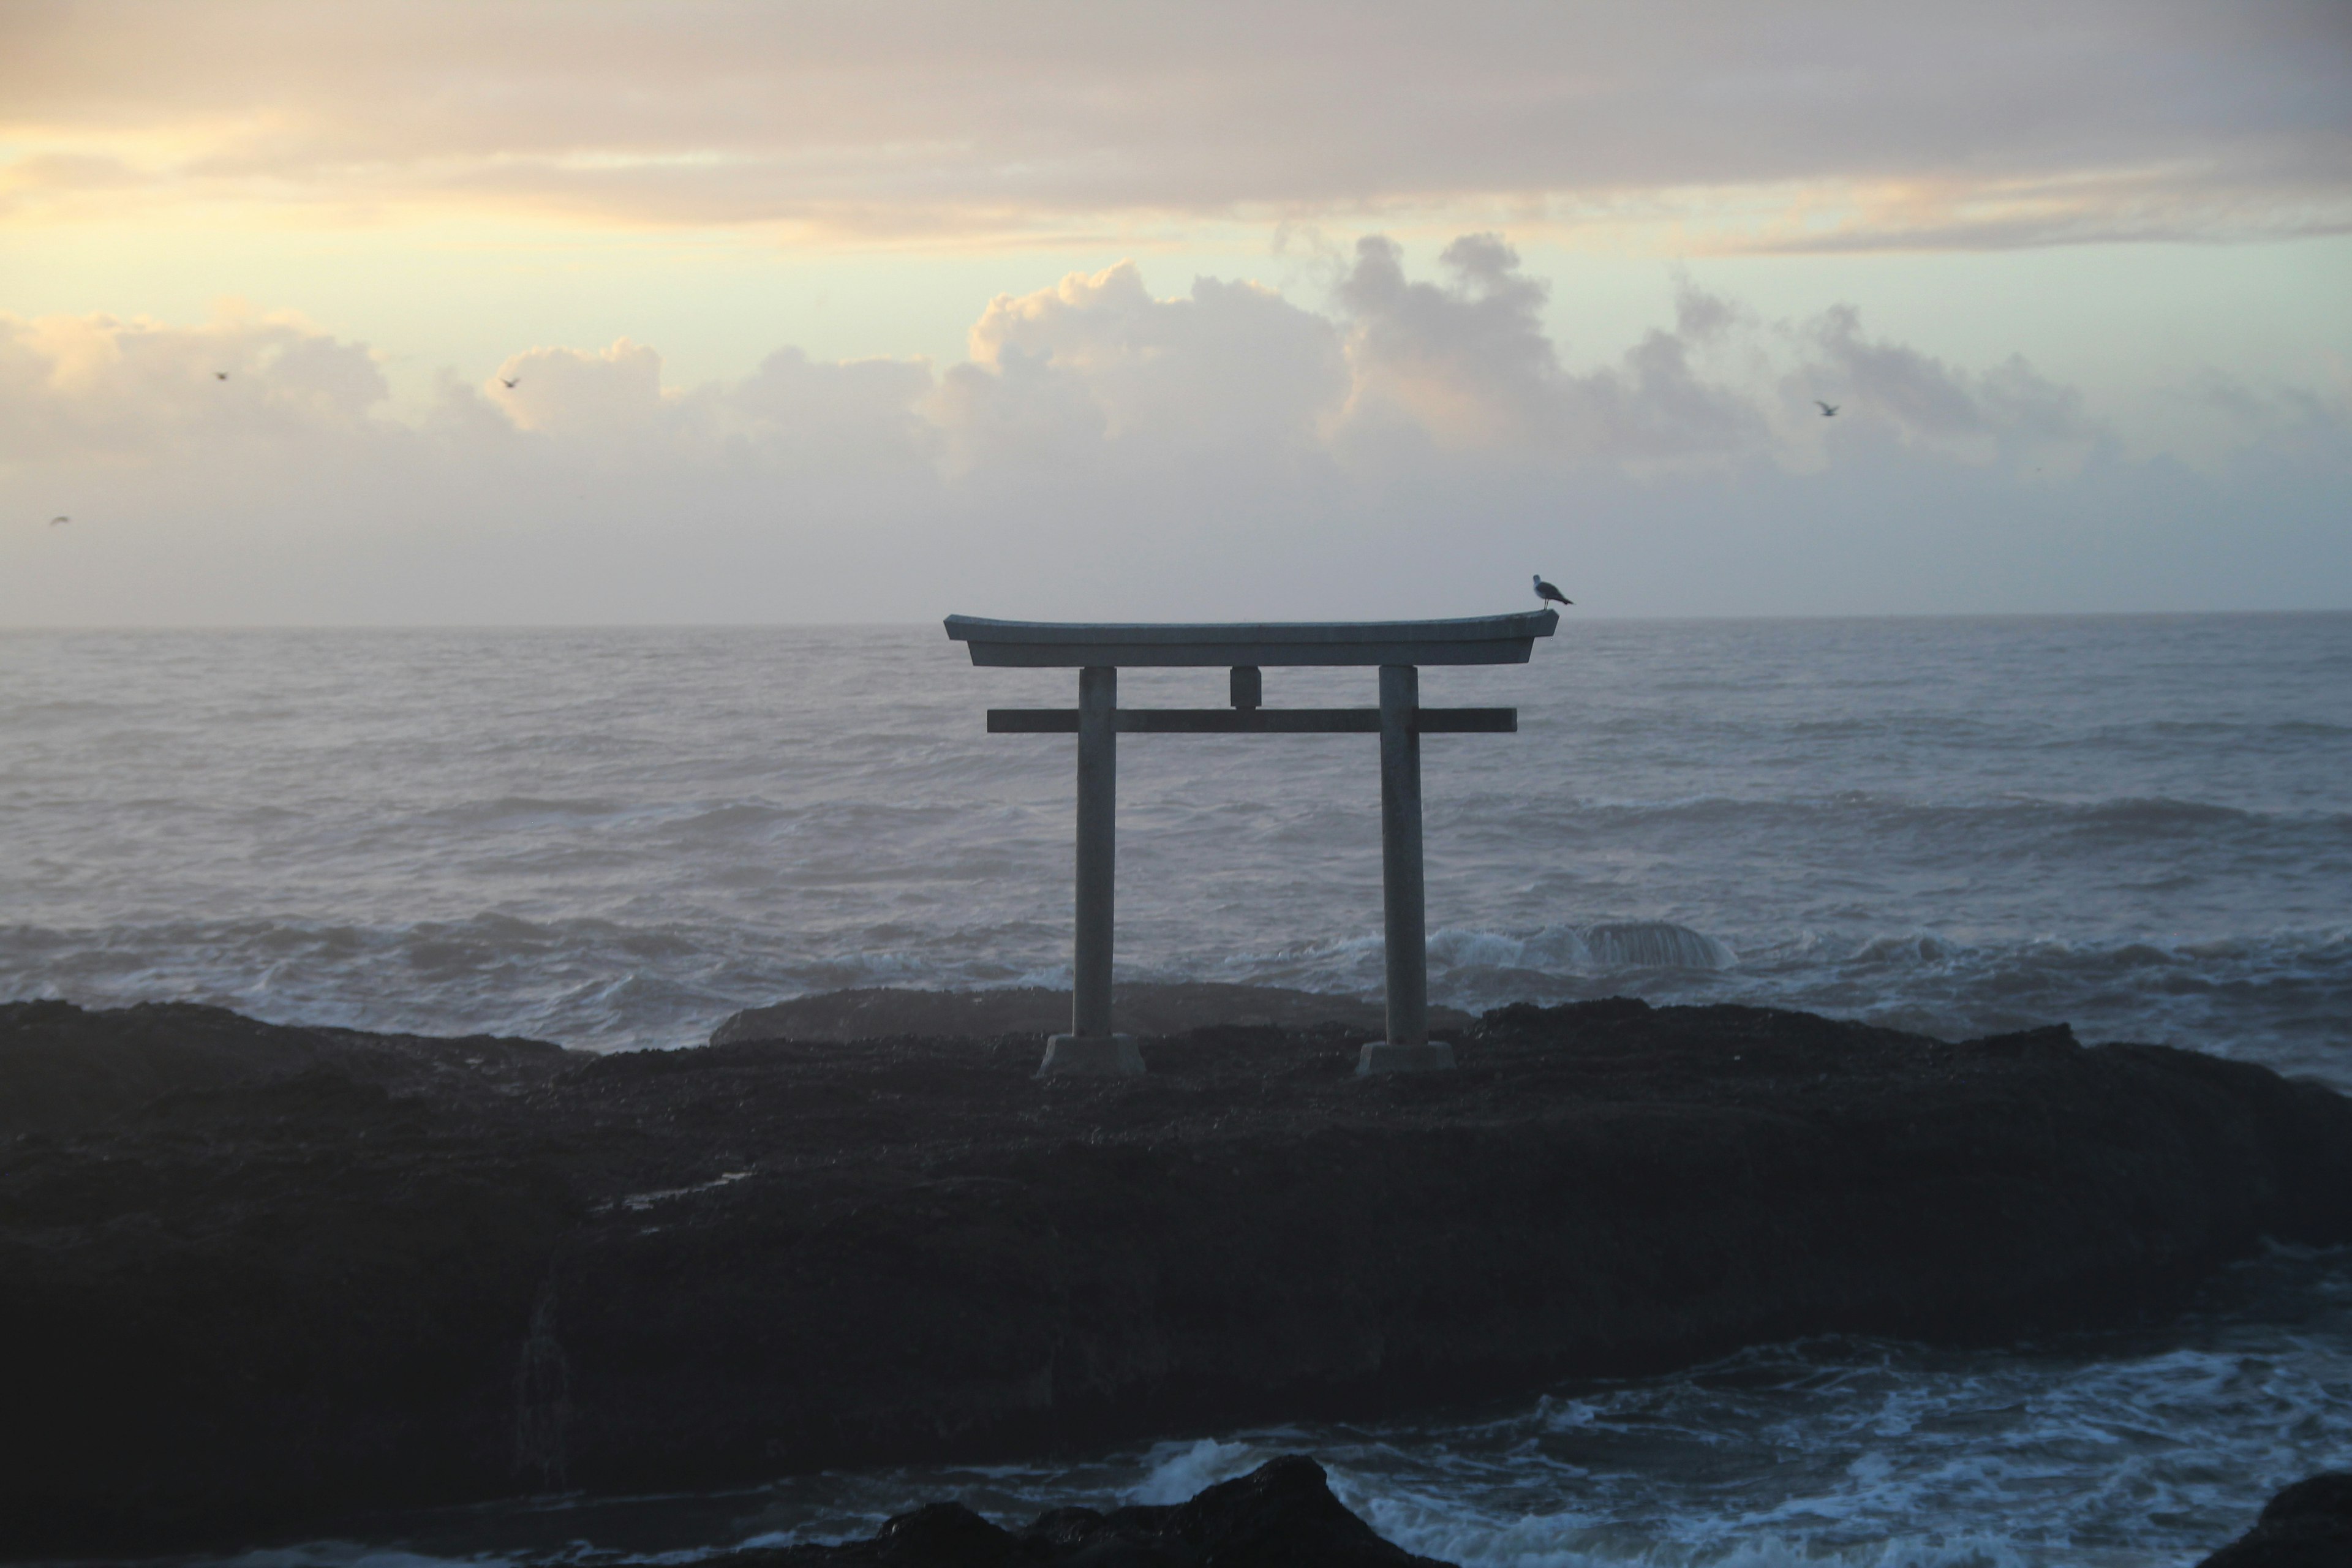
[5,993,2350,1558]
[2198,1473,2352,1567]
[700,1455,1450,1566]
[710,984,1472,1045]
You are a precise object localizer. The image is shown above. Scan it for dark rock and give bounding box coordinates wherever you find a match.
[699,1456,1447,1566]
[4,993,2349,1558]
[2199,1472,2352,1567]
[872,1501,1028,1565]
[1139,1454,1446,1566]
[710,984,1472,1046]
[0,997,562,1135]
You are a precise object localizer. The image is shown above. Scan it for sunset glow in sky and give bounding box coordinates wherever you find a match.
[3,0,2348,622]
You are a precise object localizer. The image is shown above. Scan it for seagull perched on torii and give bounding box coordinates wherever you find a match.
[1532,574,1572,608]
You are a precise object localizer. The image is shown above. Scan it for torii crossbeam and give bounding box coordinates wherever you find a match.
[945,610,1558,1076]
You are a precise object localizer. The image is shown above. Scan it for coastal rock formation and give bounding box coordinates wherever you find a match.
[711,983,1473,1046]
[2198,1472,2352,1567]
[702,1455,1450,1567]
[4,993,2350,1556]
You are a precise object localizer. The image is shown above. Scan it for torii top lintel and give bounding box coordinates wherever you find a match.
[943,609,1559,668]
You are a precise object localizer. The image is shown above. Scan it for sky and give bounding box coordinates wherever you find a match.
[2,0,2348,624]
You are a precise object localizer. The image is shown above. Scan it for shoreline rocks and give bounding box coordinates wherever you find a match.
[2197,1472,2352,1567]
[4,991,2349,1558]
[696,1454,1452,1567]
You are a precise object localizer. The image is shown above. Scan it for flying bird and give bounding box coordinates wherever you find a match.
[1815,401,1839,417]
[49,515,70,526]
[214,371,229,381]
[1532,574,1572,608]
[500,377,519,389]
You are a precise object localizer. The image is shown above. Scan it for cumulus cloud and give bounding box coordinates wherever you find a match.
[0,307,388,462]
[2,0,2345,247]
[961,263,1349,456]
[492,338,666,439]
[1,239,2345,624]
[1339,235,1563,449]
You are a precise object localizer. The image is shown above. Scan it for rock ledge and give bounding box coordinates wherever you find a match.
[4,993,2348,1557]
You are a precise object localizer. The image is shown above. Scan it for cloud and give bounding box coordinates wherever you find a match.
[0,306,388,462]
[961,263,1349,456]
[1789,306,2098,467]
[1,238,2345,624]
[2,0,2346,247]
[492,339,666,439]
[1338,235,1563,450]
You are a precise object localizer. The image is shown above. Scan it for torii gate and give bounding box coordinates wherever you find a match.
[945,611,1559,1076]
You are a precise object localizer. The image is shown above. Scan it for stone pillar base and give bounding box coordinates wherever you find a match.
[1038,1034,1145,1077]
[1355,1040,1457,1075]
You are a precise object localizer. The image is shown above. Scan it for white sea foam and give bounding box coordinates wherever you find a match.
[1126,1436,1265,1504]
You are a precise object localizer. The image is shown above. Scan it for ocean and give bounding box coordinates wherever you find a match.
[4,612,2348,1565]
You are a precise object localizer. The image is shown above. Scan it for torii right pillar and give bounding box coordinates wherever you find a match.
[1360,663,1453,1073]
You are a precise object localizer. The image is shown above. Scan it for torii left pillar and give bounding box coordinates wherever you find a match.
[1036,665,1145,1076]
[1359,664,1454,1072]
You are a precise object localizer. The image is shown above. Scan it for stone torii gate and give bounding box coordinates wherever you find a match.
[945,611,1558,1076]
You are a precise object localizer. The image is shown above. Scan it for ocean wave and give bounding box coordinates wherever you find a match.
[6,915,2348,1088]
[1319,1247,2352,1566]
[2145,718,2352,739]
[1553,791,2337,842]
[1583,922,1739,970]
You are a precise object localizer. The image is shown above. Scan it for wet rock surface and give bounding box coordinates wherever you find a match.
[5,992,2350,1558]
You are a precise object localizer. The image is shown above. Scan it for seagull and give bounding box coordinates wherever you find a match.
[500,377,519,389]
[1532,574,1573,608]
[214,371,229,381]
[1815,400,1839,417]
